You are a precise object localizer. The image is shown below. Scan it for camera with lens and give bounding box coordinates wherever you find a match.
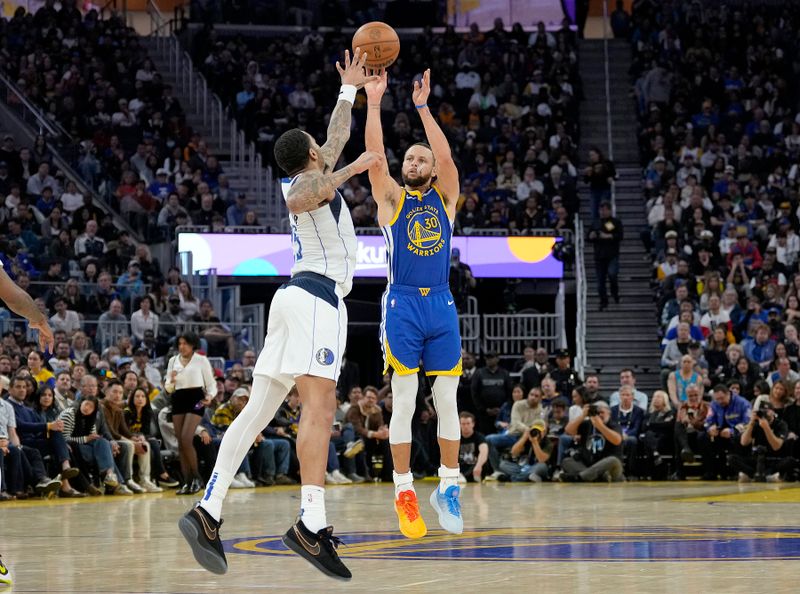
[587,404,600,417]
[755,402,772,420]
[530,427,542,438]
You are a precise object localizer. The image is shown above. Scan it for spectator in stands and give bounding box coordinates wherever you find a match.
[701,384,751,480]
[667,355,704,409]
[49,297,81,339]
[608,369,648,410]
[501,419,553,483]
[548,349,583,398]
[27,351,55,390]
[588,201,623,310]
[456,412,488,483]
[641,390,674,471]
[731,401,795,483]
[177,282,200,321]
[130,296,159,345]
[471,352,513,435]
[611,383,646,474]
[193,299,236,360]
[96,300,127,351]
[485,386,546,481]
[6,375,82,496]
[58,395,122,495]
[561,400,624,482]
[345,386,391,481]
[74,220,106,266]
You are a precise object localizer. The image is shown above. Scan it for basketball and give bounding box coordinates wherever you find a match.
[352,21,400,70]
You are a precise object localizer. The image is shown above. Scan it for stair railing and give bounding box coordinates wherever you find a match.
[148,0,275,228]
[574,215,588,376]
[602,0,618,217]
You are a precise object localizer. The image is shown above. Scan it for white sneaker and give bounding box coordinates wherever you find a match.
[126,479,145,493]
[458,473,467,484]
[115,484,133,495]
[330,470,352,484]
[325,471,343,485]
[234,472,255,488]
[738,472,752,483]
[140,478,164,493]
[766,472,783,483]
[229,476,247,489]
[484,471,503,482]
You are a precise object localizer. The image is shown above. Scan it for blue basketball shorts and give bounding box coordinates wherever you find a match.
[381,283,462,376]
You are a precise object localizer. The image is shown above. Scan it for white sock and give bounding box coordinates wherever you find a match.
[300,485,327,533]
[199,375,289,522]
[438,465,460,492]
[393,470,414,497]
[199,468,234,522]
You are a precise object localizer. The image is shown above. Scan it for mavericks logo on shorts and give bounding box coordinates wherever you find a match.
[315,348,335,366]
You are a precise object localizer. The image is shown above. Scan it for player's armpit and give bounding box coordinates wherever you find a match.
[285,170,337,215]
[369,166,402,226]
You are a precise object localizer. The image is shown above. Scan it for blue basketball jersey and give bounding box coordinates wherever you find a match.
[381,185,452,287]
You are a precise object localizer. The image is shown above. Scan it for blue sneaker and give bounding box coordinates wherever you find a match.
[429,484,463,534]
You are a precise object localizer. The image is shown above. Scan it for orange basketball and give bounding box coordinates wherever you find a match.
[352,21,400,70]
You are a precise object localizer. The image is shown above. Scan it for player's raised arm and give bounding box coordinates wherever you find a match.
[286,151,384,215]
[0,264,54,351]
[365,70,402,226]
[318,48,378,171]
[413,68,459,217]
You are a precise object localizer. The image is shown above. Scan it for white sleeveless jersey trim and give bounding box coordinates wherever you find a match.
[281,175,357,296]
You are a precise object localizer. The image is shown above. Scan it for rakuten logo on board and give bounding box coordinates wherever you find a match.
[355,240,388,272]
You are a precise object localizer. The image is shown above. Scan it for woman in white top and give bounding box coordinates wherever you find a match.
[164,332,217,495]
[177,281,199,321]
[130,295,159,343]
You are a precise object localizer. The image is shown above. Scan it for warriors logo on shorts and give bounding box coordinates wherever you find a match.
[315,348,335,366]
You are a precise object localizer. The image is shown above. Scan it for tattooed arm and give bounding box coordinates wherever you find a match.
[318,47,377,170]
[318,99,353,170]
[285,151,384,215]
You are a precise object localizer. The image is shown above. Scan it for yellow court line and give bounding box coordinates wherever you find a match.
[678,486,800,503]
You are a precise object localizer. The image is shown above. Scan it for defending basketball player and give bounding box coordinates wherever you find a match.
[365,69,464,538]
[179,48,380,580]
[0,260,55,587]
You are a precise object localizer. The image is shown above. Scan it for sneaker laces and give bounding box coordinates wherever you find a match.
[443,486,461,517]
[318,526,344,550]
[396,490,421,522]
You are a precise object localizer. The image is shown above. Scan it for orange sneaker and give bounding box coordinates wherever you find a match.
[395,490,427,539]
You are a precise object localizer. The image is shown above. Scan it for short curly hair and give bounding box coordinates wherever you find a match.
[274,128,312,176]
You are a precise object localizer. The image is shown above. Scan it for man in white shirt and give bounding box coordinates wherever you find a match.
[26,163,59,197]
[608,369,648,411]
[131,347,162,387]
[49,297,81,338]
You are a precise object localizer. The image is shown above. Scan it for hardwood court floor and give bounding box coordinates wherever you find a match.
[3,480,800,594]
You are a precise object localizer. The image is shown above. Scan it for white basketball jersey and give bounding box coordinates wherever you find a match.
[281,176,357,297]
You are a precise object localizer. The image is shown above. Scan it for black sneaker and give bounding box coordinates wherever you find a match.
[282,521,351,580]
[178,505,227,574]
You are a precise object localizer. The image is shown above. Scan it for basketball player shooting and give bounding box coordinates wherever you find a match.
[365,68,464,539]
[0,259,55,587]
[179,47,380,581]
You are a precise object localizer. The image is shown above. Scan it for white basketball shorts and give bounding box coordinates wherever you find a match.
[253,273,348,389]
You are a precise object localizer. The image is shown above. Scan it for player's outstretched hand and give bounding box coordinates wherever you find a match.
[365,69,388,102]
[412,68,431,106]
[351,150,385,174]
[336,47,380,89]
[30,319,54,353]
